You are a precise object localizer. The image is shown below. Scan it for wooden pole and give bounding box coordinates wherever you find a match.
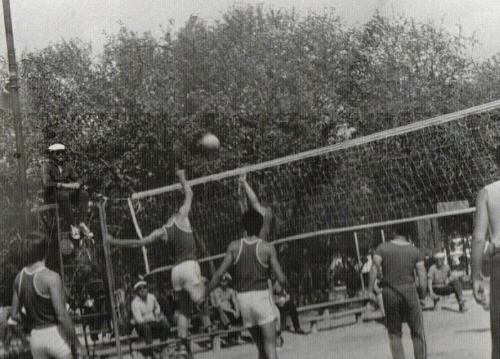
[98,202,122,359]
[354,232,365,291]
[2,0,27,237]
[381,229,386,242]
[127,199,150,273]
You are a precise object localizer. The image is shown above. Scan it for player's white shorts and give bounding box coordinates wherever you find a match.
[30,325,72,359]
[237,289,276,328]
[171,260,202,292]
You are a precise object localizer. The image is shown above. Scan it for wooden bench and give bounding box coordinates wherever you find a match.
[189,326,247,353]
[90,325,247,357]
[297,296,370,334]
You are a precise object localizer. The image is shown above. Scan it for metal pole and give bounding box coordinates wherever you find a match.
[354,232,365,291]
[2,0,27,236]
[98,202,122,359]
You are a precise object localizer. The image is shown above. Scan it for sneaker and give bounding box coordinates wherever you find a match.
[79,222,93,238]
[70,225,80,240]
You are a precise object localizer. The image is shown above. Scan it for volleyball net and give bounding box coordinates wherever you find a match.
[102,100,500,290]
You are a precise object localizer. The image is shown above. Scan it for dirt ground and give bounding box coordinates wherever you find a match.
[194,289,491,359]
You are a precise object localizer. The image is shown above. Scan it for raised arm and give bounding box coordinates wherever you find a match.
[239,175,266,217]
[176,169,193,220]
[106,228,165,247]
[472,188,489,304]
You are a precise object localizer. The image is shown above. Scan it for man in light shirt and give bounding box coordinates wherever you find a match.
[131,280,170,359]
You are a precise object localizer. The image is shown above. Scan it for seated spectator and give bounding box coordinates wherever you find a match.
[210,273,241,344]
[272,280,305,334]
[131,279,170,359]
[428,252,466,312]
[344,257,361,298]
[361,251,373,289]
[42,143,93,240]
[210,274,240,329]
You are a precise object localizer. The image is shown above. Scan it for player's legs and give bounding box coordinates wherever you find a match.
[248,326,267,359]
[403,289,426,359]
[176,290,191,338]
[260,320,278,359]
[383,287,405,359]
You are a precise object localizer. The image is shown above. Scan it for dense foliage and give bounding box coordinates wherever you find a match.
[1,5,500,303]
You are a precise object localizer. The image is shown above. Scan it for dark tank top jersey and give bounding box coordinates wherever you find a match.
[232,237,270,293]
[163,219,197,265]
[18,267,58,330]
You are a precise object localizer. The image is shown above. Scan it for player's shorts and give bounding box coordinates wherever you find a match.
[171,260,202,292]
[30,325,72,359]
[237,289,276,328]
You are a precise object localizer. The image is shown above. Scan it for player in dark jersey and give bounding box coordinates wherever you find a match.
[10,232,84,359]
[207,207,288,359]
[368,223,427,359]
[107,169,207,358]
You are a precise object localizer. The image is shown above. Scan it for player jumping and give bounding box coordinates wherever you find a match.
[106,169,208,358]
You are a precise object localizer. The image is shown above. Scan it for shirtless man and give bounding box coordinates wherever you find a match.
[107,170,207,358]
[472,145,500,358]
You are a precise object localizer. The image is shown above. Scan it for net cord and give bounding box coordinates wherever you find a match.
[144,206,476,277]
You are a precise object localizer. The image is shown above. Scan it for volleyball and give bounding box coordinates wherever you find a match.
[200,133,220,149]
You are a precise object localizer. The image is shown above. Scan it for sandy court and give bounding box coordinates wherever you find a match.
[194,289,491,359]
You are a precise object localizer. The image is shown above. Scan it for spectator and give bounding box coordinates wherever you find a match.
[211,273,240,330]
[42,143,93,240]
[272,280,305,334]
[428,252,466,312]
[345,257,361,298]
[131,280,170,359]
[361,252,373,289]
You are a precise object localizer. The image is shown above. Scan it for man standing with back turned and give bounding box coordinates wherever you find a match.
[368,222,427,359]
[207,204,289,359]
[472,145,500,358]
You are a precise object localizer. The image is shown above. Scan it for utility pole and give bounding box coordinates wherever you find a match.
[3,0,27,237]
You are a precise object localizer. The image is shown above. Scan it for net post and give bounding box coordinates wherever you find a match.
[98,201,122,359]
[127,198,150,273]
[381,229,385,243]
[354,232,365,291]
